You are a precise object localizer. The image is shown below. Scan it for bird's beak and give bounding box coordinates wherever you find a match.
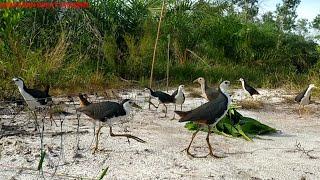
[132,102,142,109]
[193,79,198,83]
[12,78,17,81]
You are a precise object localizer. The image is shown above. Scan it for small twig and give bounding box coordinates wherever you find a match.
[286,142,319,159]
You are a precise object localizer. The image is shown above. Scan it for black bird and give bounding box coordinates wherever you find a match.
[193,77,219,101]
[175,80,231,158]
[239,78,259,97]
[12,77,52,130]
[77,98,145,153]
[144,87,175,117]
[295,84,316,115]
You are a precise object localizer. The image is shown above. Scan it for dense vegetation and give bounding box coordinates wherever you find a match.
[0,0,319,98]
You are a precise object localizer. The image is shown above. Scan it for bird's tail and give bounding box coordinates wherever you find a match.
[174,111,190,122]
[79,94,91,107]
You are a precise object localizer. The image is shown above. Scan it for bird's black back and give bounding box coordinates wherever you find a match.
[77,101,126,122]
[24,85,52,105]
[178,91,228,125]
[295,87,309,102]
[244,82,259,96]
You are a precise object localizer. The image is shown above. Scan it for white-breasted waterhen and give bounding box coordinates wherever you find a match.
[295,84,317,116]
[239,78,259,97]
[175,80,231,158]
[77,98,145,153]
[12,77,53,130]
[171,85,185,119]
[144,87,175,117]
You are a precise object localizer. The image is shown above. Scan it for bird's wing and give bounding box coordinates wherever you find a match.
[205,87,220,101]
[171,89,178,97]
[155,91,175,103]
[295,87,308,102]
[245,84,259,95]
[78,101,123,120]
[179,93,227,123]
[24,88,51,105]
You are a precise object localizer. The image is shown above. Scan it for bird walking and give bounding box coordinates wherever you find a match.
[144,87,175,117]
[175,80,231,158]
[77,98,145,153]
[295,84,317,116]
[239,78,259,98]
[12,77,52,130]
[171,85,185,119]
[193,77,219,101]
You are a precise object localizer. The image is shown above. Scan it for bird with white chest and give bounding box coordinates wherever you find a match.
[12,77,52,130]
[171,85,185,119]
[77,98,145,153]
[239,78,259,99]
[175,80,231,158]
[295,84,317,116]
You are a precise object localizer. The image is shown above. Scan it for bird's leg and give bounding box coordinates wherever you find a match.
[33,111,39,132]
[180,104,182,111]
[163,104,167,117]
[206,126,215,157]
[92,125,103,154]
[171,104,177,120]
[298,104,302,117]
[181,129,200,158]
[109,126,146,143]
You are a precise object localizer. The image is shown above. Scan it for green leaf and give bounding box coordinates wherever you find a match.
[98,167,109,180]
[37,151,46,171]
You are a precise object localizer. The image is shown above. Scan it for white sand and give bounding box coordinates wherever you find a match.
[0,88,320,179]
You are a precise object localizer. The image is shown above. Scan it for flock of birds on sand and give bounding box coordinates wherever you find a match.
[9,77,317,158]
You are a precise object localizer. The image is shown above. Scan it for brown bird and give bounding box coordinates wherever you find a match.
[193,77,220,101]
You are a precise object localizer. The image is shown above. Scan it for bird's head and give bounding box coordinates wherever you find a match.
[122,99,142,109]
[193,77,205,85]
[220,80,230,92]
[239,78,244,82]
[12,77,24,88]
[143,87,152,94]
[178,85,185,91]
[309,84,316,89]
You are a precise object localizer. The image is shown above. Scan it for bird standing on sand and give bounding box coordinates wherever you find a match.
[239,78,259,97]
[12,77,52,130]
[295,84,317,116]
[144,87,175,117]
[171,85,185,119]
[175,80,231,158]
[77,98,145,153]
[193,77,219,101]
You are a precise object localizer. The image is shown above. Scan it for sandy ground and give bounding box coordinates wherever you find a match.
[0,88,320,180]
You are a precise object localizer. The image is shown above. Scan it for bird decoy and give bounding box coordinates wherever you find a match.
[144,87,175,117]
[171,85,185,119]
[12,77,53,130]
[239,78,259,97]
[77,98,145,153]
[295,84,317,116]
[175,80,231,158]
[193,77,219,101]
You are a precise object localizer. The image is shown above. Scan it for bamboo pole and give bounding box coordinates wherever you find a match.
[166,34,170,92]
[149,0,166,88]
[148,0,166,109]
